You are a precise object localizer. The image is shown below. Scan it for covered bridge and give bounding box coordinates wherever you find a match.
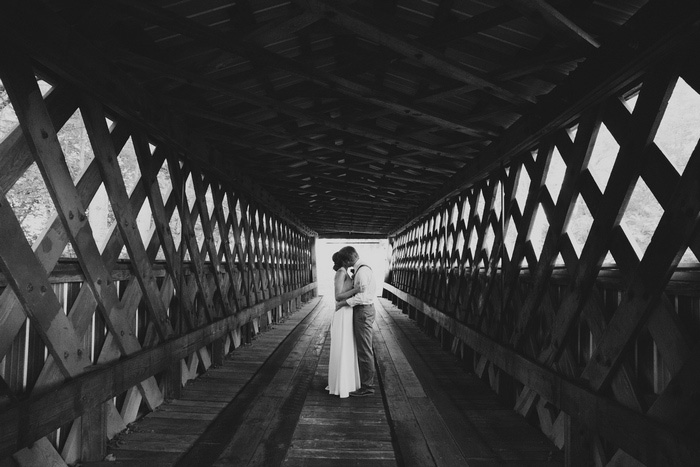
[2,0,700,465]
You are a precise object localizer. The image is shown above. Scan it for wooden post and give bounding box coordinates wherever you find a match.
[309,236,317,298]
[161,359,182,400]
[212,337,226,367]
[564,414,592,467]
[81,402,107,462]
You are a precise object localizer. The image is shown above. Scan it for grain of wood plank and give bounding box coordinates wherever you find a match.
[376,298,563,465]
[130,418,211,435]
[80,298,319,466]
[374,302,467,467]
[171,298,324,466]
[214,298,332,466]
[283,306,397,467]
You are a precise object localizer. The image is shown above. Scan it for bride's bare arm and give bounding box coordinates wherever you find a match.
[335,285,361,301]
[334,270,347,301]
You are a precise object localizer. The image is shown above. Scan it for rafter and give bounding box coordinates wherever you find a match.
[504,0,600,48]
[160,97,465,174]
[109,0,494,140]
[297,0,535,106]
[115,51,471,160]
[391,0,700,235]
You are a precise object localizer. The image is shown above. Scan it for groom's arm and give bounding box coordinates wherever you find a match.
[344,268,370,309]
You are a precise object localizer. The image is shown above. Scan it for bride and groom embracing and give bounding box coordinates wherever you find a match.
[326,246,377,398]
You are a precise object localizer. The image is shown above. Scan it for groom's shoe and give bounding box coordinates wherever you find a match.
[350,387,375,397]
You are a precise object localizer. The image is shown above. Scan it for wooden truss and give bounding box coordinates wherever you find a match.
[0,54,316,464]
[388,57,700,465]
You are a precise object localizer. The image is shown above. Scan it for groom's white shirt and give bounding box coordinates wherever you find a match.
[346,258,376,307]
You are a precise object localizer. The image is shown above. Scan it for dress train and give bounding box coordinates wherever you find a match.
[327,305,361,398]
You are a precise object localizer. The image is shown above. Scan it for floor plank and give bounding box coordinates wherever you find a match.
[375,297,564,466]
[282,322,397,467]
[101,297,322,466]
[83,295,564,467]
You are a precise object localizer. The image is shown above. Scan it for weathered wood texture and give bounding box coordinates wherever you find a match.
[75,295,561,467]
[283,302,396,467]
[84,297,322,466]
[0,57,316,464]
[387,59,700,466]
[1,0,691,237]
[375,297,562,466]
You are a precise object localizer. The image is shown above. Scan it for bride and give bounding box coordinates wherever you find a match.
[327,251,361,398]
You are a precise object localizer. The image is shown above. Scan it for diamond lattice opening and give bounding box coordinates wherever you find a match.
[449,202,460,228]
[483,222,495,259]
[619,178,664,259]
[529,204,549,259]
[193,213,205,254]
[0,79,19,142]
[205,183,215,217]
[654,77,700,177]
[625,90,639,113]
[503,220,518,259]
[493,180,504,228]
[6,162,55,247]
[212,217,222,257]
[58,109,94,183]
[461,194,472,220]
[156,158,173,201]
[86,183,116,254]
[678,245,700,265]
[514,161,532,213]
[222,191,231,222]
[117,137,141,196]
[475,189,485,218]
[545,146,567,203]
[587,122,619,192]
[237,200,248,257]
[467,222,479,258]
[136,200,154,246]
[566,194,594,257]
[169,208,185,261]
[455,229,465,260]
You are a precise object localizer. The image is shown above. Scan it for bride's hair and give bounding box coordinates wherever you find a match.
[332,252,344,271]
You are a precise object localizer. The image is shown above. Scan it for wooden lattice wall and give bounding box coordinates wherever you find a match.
[386,57,700,466]
[0,55,316,464]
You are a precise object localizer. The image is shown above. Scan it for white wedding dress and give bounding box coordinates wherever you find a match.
[327,268,361,398]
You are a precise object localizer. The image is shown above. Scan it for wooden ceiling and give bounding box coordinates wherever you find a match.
[18,0,655,236]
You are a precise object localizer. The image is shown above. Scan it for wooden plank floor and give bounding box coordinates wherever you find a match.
[374,298,564,466]
[282,319,396,467]
[83,295,563,467]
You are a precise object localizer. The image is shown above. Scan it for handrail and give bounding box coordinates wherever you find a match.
[383,283,699,466]
[0,283,316,458]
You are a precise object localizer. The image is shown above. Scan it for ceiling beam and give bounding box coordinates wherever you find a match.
[159,96,461,175]
[297,0,535,106]
[241,11,320,45]
[115,50,472,160]
[0,3,317,237]
[503,0,600,48]
[254,169,434,197]
[390,0,700,236]
[198,129,439,185]
[111,0,493,140]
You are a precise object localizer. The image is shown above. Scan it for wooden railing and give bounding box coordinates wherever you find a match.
[0,261,316,460]
[386,58,700,466]
[384,268,700,466]
[0,52,317,465]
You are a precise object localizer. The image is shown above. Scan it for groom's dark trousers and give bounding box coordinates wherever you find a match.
[353,304,376,388]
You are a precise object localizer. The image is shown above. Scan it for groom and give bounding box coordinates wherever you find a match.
[335,246,376,396]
